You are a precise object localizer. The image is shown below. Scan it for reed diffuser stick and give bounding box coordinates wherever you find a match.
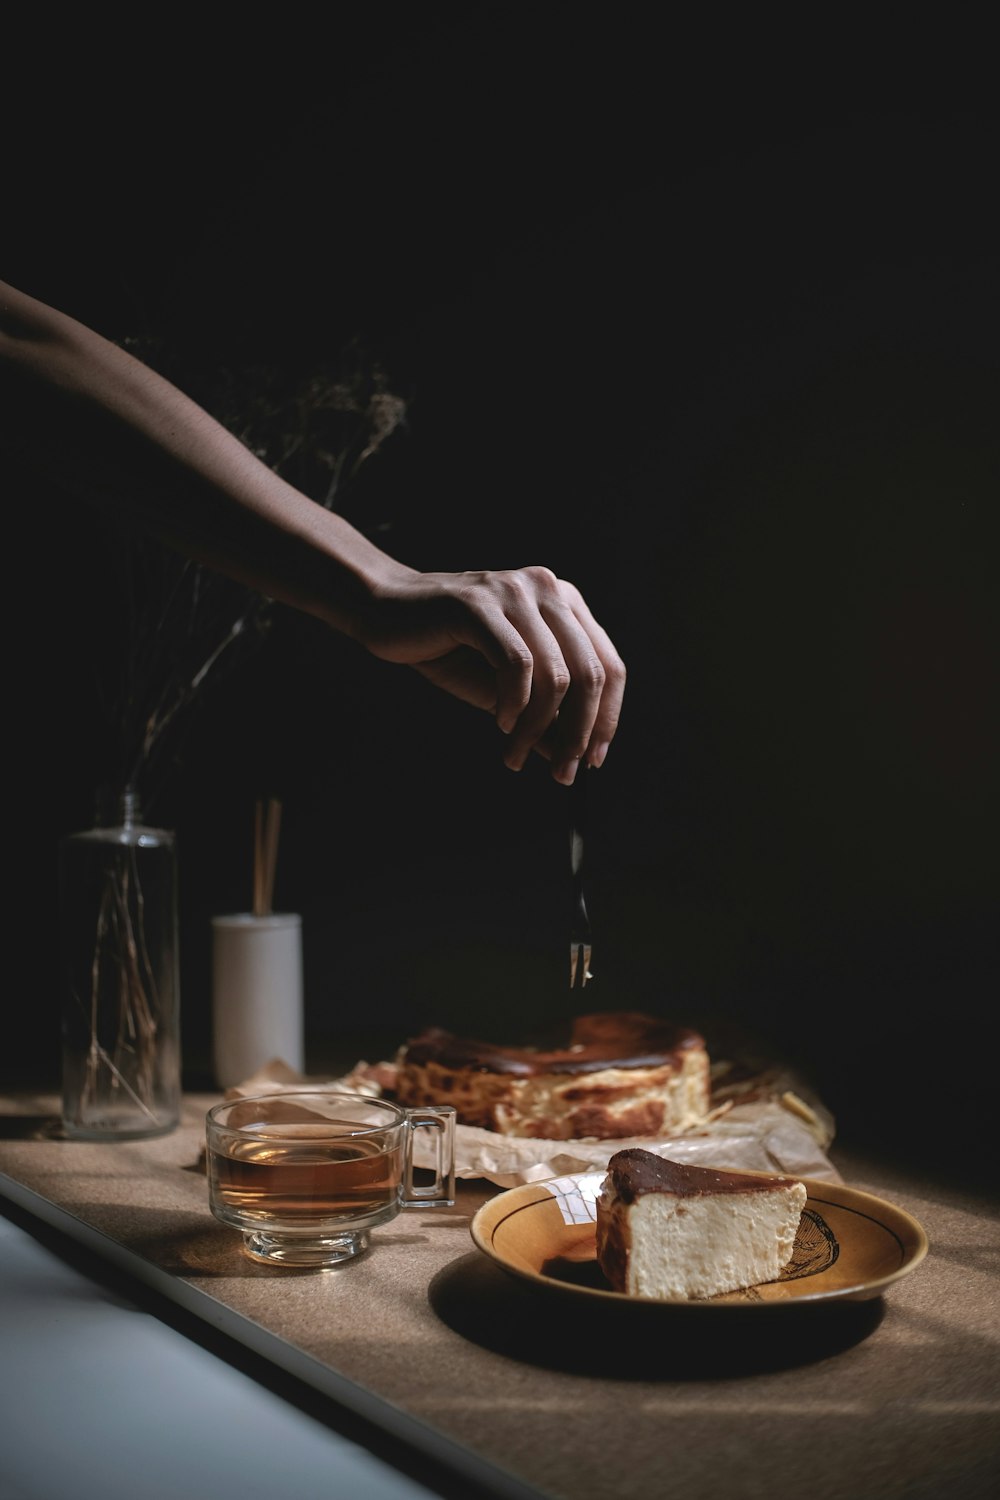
[263,798,282,915]
[252,799,265,916]
[252,797,282,916]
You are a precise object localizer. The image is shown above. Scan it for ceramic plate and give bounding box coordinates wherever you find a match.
[470,1172,929,1308]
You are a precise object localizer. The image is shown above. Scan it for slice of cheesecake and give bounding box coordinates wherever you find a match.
[595,1148,807,1300]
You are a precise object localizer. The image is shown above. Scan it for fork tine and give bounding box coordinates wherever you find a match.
[570,940,593,988]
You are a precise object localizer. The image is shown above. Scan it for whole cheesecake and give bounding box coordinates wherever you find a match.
[393,1012,711,1140]
[596,1147,807,1299]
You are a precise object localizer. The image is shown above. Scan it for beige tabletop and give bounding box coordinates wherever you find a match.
[1,1090,997,1500]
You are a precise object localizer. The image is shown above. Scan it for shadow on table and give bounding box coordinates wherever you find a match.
[428,1251,884,1378]
[0,1114,63,1140]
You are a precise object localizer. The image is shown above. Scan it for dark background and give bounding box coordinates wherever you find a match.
[7,9,997,1169]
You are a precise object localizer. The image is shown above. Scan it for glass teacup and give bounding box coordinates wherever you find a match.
[206,1090,456,1267]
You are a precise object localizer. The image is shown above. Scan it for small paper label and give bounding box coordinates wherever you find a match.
[546,1173,603,1225]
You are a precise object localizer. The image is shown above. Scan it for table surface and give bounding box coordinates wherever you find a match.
[1,1091,998,1500]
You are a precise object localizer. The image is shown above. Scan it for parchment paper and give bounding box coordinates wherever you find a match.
[224,1054,842,1186]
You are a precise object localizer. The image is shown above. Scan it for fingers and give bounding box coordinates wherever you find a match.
[527,592,625,784]
[444,579,536,730]
[483,568,626,783]
[374,564,626,781]
[564,587,627,770]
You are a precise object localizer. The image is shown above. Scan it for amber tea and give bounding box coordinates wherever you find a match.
[209,1126,403,1223]
[206,1090,456,1267]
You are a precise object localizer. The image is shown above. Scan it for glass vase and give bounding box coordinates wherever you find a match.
[57,787,182,1139]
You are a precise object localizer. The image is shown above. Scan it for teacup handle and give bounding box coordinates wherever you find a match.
[402,1106,456,1206]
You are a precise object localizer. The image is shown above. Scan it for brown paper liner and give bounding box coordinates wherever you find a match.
[221,1055,841,1187]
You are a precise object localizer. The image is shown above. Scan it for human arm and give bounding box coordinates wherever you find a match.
[0,278,624,781]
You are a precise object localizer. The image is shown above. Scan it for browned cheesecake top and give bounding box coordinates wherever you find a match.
[400,1012,705,1078]
[604,1148,803,1202]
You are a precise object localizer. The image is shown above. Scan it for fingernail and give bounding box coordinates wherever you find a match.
[504,750,527,772]
[554,758,581,786]
[588,741,609,769]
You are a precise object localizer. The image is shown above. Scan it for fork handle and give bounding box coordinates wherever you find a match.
[569,766,587,878]
[569,769,590,934]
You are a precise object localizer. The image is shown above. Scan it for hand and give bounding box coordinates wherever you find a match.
[358,565,626,782]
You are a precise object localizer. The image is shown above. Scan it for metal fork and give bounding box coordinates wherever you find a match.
[569,769,593,988]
